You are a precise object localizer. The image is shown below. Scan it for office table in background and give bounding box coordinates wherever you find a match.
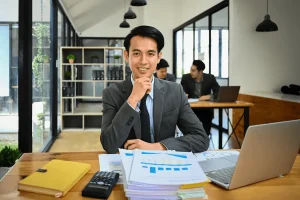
[190,101,254,149]
[0,151,299,200]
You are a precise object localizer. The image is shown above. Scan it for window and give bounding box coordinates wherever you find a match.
[195,17,209,74]
[0,22,18,147]
[174,4,228,79]
[32,0,51,152]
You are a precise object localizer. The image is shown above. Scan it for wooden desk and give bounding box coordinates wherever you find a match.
[0,152,299,200]
[190,101,254,149]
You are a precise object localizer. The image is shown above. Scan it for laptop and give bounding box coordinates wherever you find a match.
[199,120,300,190]
[212,86,240,102]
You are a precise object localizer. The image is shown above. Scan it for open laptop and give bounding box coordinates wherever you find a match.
[212,86,240,102]
[199,120,300,190]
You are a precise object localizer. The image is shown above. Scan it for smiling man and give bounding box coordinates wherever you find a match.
[100,25,209,154]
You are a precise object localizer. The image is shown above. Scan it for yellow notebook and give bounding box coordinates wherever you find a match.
[18,159,91,197]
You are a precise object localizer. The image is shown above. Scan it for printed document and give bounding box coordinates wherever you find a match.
[129,150,209,185]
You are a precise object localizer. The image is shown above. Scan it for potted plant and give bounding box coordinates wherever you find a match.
[67,54,75,64]
[114,55,121,64]
[0,146,22,180]
[43,55,49,63]
[91,55,99,63]
[64,71,72,80]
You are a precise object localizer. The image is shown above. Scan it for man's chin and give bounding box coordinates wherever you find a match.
[135,73,152,79]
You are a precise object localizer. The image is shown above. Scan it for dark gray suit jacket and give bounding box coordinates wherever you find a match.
[101,77,209,154]
[181,73,219,99]
[153,73,176,82]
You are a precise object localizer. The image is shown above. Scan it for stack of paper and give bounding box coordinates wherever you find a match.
[119,149,209,200]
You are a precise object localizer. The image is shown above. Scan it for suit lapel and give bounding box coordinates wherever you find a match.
[121,76,133,99]
[153,78,164,142]
[121,77,141,139]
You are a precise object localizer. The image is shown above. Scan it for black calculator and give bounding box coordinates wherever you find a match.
[82,171,119,199]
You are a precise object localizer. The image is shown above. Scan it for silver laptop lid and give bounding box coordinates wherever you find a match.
[229,120,300,190]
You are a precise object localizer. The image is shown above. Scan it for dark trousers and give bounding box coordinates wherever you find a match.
[193,109,213,136]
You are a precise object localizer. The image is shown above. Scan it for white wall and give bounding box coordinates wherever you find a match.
[81,0,223,73]
[0,0,51,22]
[229,0,300,93]
[0,0,18,21]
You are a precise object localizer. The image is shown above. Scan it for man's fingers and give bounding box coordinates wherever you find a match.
[127,143,137,150]
[124,139,136,149]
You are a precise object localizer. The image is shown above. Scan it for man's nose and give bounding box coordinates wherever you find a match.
[139,54,147,64]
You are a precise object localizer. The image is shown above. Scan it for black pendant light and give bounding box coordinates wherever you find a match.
[131,0,147,6]
[256,0,278,32]
[119,19,130,28]
[124,7,136,19]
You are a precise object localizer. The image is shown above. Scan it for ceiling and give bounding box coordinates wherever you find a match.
[60,0,125,34]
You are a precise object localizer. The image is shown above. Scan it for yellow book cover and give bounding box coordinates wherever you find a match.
[180,180,210,189]
[18,159,91,197]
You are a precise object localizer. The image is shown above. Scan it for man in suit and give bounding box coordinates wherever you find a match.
[181,60,220,135]
[100,26,209,154]
[154,58,176,82]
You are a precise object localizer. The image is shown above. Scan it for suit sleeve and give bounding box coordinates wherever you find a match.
[211,75,220,99]
[159,85,209,153]
[100,88,139,154]
[169,74,176,82]
[180,75,189,96]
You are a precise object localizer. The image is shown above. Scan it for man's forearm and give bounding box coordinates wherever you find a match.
[101,102,139,153]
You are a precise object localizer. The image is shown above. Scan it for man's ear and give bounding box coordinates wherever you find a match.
[124,50,129,63]
[157,52,162,64]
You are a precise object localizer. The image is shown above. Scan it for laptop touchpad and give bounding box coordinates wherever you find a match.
[199,155,238,173]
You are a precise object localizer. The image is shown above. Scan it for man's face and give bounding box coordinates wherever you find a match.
[124,36,162,80]
[190,65,201,79]
[156,68,168,79]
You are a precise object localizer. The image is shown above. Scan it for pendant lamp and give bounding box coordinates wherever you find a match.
[120,19,130,28]
[131,0,147,6]
[124,7,136,19]
[256,0,278,32]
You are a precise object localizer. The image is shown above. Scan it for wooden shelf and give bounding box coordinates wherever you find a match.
[60,46,126,130]
[62,80,105,82]
[62,96,103,99]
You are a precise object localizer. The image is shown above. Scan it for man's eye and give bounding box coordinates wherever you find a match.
[133,52,139,56]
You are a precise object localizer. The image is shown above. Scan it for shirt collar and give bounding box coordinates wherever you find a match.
[130,75,154,99]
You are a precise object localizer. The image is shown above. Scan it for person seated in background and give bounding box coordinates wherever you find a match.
[153,58,176,82]
[181,60,220,135]
[100,25,209,154]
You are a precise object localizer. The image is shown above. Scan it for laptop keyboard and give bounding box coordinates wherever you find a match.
[205,167,235,184]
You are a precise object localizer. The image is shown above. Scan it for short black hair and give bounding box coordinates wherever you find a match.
[156,58,169,70]
[192,60,205,71]
[124,25,164,53]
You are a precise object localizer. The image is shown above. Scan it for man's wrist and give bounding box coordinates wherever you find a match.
[154,142,167,150]
[128,96,139,109]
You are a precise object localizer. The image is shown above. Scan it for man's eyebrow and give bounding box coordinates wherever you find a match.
[131,49,157,53]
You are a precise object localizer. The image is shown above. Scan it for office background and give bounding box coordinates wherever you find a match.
[0,0,299,153]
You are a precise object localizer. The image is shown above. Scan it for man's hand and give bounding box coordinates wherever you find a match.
[124,139,166,150]
[128,77,152,109]
[199,95,211,101]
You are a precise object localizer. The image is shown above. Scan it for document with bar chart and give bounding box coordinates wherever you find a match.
[129,150,209,185]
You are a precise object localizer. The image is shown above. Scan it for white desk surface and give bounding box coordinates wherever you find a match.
[244,92,300,103]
